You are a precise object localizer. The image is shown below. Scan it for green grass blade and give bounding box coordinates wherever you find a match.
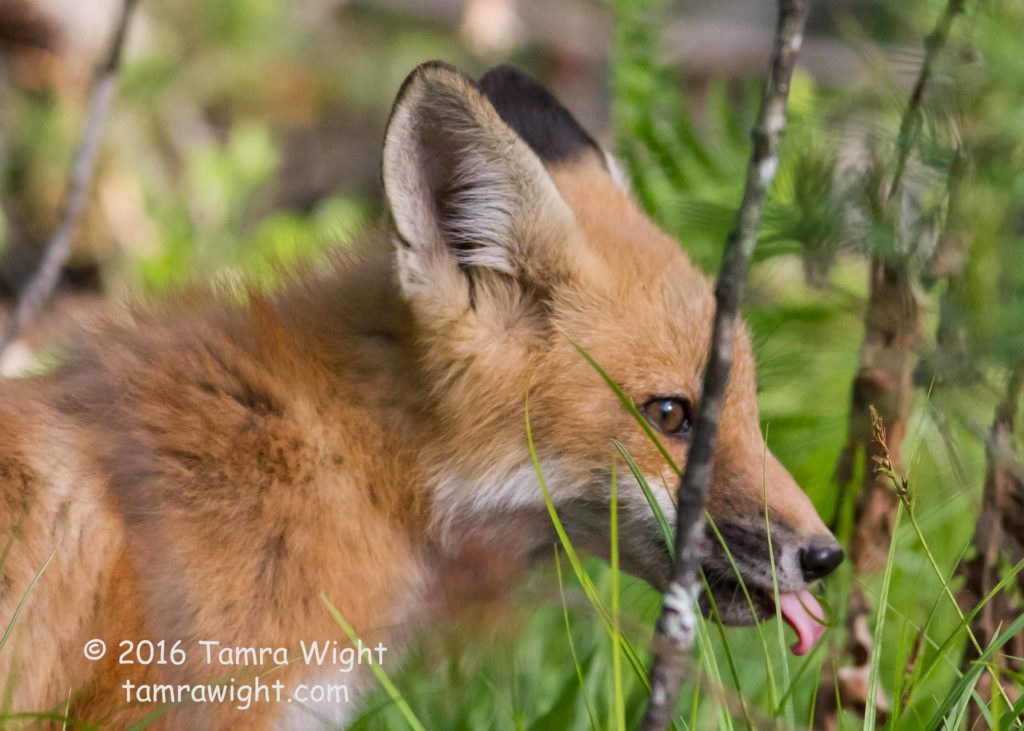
[553,549,601,731]
[0,504,30,574]
[901,548,1019,708]
[762,429,793,726]
[925,612,1024,730]
[0,712,98,730]
[0,550,55,652]
[610,461,625,731]
[891,558,954,721]
[772,638,829,716]
[704,514,779,709]
[902,507,1017,712]
[689,646,705,730]
[698,571,754,730]
[612,439,674,560]
[62,687,71,731]
[1008,687,1024,721]
[692,611,733,731]
[320,595,426,731]
[524,391,651,691]
[864,501,904,731]
[559,329,679,473]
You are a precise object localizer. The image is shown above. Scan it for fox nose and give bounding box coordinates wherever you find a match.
[799,540,844,581]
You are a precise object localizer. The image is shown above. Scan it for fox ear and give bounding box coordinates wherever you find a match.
[382,61,578,295]
[479,64,630,190]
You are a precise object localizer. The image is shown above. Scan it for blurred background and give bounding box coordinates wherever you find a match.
[0,0,932,354]
[1,0,1022,728]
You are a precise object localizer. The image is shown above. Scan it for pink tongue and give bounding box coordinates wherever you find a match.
[778,591,826,656]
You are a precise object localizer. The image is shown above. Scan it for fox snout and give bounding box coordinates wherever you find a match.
[686,437,844,652]
[706,444,842,576]
[700,518,843,587]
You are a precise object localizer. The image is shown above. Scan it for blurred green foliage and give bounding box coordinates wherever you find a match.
[352,1,1023,728]
[2,0,1023,728]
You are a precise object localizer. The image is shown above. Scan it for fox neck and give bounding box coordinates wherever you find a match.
[277,245,552,606]
[419,459,571,613]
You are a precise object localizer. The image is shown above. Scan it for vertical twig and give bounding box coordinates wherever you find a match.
[0,0,139,358]
[915,147,974,387]
[637,2,811,729]
[957,362,1024,728]
[824,0,967,723]
[834,0,967,523]
[886,0,966,202]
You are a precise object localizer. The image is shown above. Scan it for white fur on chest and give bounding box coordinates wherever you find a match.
[272,668,372,730]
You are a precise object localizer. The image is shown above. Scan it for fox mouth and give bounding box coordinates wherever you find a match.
[697,570,827,656]
[698,569,775,622]
[618,525,828,655]
[554,500,831,656]
[620,537,828,656]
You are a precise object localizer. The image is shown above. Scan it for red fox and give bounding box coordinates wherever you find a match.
[0,62,842,729]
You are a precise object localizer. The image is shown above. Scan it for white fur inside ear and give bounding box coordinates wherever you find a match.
[443,152,517,276]
[383,72,524,279]
[382,90,443,252]
[383,65,580,308]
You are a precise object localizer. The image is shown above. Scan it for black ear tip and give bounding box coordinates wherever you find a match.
[479,64,529,87]
[478,65,602,166]
[479,64,555,106]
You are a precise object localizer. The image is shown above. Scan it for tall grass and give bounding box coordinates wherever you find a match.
[353,328,1018,730]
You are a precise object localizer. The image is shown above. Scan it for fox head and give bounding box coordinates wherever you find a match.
[381,62,842,649]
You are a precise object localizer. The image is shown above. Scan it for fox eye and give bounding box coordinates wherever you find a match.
[641,397,693,436]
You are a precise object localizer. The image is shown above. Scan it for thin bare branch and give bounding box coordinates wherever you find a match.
[957,361,1024,728]
[0,0,139,358]
[637,2,811,728]
[887,0,966,201]
[825,0,971,722]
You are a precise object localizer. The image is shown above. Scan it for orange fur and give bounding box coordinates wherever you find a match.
[0,62,838,729]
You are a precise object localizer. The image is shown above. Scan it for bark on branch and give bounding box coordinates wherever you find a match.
[822,0,966,724]
[957,363,1024,728]
[637,2,811,729]
[0,0,139,359]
